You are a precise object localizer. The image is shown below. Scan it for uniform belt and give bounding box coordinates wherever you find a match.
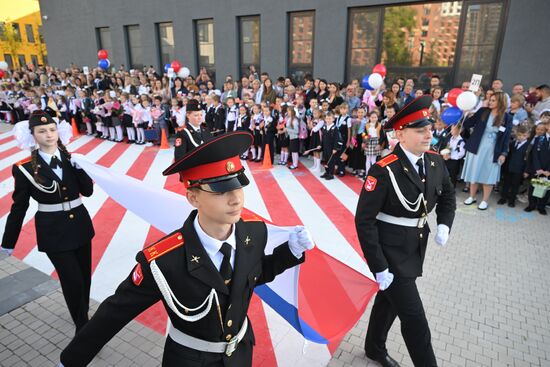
[37,198,82,212]
[168,317,248,357]
[376,212,427,228]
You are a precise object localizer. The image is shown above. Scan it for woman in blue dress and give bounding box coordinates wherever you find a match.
[461,92,513,210]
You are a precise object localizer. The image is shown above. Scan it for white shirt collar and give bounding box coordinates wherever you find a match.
[400,145,425,172]
[38,148,62,164]
[188,123,201,132]
[193,214,236,260]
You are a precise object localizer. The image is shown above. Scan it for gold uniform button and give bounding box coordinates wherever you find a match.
[226,334,232,341]
[419,233,423,239]
[62,187,67,191]
[227,320,233,327]
[64,197,69,200]
[69,214,74,219]
[254,276,258,282]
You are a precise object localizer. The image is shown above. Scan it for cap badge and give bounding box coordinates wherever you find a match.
[422,110,428,117]
[226,161,235,173]
[41,117,48,122]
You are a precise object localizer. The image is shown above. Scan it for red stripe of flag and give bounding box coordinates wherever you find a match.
[0,136,14,146]
[0,146,21,161]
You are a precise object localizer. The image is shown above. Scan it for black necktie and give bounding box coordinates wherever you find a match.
[50,156,61,169]
[219,242,233,287]
[416,157,425,183]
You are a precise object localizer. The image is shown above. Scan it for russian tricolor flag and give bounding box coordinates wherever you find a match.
[72,153,379,357]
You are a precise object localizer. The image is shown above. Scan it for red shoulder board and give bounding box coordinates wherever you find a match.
[143,232,184,262]
[241,211,263,222]
[426,150,440,155]
[376,154,398,168]
[16,156,32,166]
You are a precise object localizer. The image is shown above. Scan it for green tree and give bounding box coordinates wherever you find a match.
[382,6,416,66]
[1,20,22,68]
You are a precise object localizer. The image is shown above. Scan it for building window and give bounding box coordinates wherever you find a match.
[239,16,260,78]
[3,54,13,69]
[195,19,215,83]
[31,55,38,66]
[25,24,35,43]
[346,8,380,82]
[12,23,21,42]
[156,22,175,69]
[455,2,504,86]
[125,25,143,70]
[288,11,315,84]
[17,54,25,68]
[96,27,113,60]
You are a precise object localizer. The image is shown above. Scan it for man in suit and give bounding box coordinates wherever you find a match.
[525,120,550,214]
[59,131,314,367]
[173,100,212,162]
[355,96,456,367]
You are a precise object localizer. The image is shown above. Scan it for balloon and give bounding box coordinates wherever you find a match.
[368,73,384,90]
[0,61,8,71]
[97,49,108,60]
[456,91,478,111]
[0,70,4,78]
[372,64,387,78]
[164,63,172,73]
[171,60,182,73]
[447,88,462,107]
[441,106,463,125]
[98,59,110,70]
[177,67,190,79]
[361,75,373,90]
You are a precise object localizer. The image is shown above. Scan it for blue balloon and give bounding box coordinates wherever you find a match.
[98,59,110,70]
[361,74,373,90]
[164,63,171,73]
[441,107,463,125]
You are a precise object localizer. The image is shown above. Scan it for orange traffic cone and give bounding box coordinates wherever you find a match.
[262,144,272,169]
[71,117,80,137]
[160,129,170,150]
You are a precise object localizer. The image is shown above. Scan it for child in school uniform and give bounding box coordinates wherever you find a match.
[498,125,530,207]
[170,98,185,132]
[286,107,301,169]
[441,124,466,187]
[141,95,153,146]
[120,93,135,143]
[250,104,264,162]
[276,107,290,165]
[335,103,352,177]
[349,107,366,177]
[308,108,324,173]
[236,105,251,159]
[225,97,239,132]
[362,110,383,175]
[78,89,94,136]
[321,111,343,180]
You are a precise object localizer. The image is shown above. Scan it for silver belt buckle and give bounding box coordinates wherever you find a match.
[61,201,71,211]
[417,216,427,228]
[225,336,239,357]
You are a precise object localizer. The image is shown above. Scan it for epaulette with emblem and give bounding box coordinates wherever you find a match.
[143,231,184,262]
[376,154,398,167]
[241,211,263,222]
[426,150,440,155]
[15,156,32,166]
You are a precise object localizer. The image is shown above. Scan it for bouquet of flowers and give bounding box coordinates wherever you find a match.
[111,101,124,119]
[531,177,550,198]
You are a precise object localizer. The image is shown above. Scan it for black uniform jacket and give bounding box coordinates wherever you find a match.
[355,144,456,278]
[2,153,95,253]
[174,125,212,162]
[60,210,304,367]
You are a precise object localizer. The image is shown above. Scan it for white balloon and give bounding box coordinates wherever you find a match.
[456,91,478,111]
[177,67,190,78]
[0,61,8,70]
[368,73,384,89]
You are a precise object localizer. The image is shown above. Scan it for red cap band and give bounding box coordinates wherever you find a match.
[182,156,243,187]
[394,108,430,130]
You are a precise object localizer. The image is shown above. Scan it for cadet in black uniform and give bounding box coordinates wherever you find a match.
[173,100,212,162]
[59,131,314,367]
[355,96,456,367]
[1,110,95,333]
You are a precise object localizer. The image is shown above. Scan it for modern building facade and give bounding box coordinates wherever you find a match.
[38,0,547,91]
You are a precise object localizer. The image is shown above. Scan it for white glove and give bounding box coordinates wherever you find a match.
[288,226,315,259]
[0,246,13,256]
[375,269,394,291]
[70,157,81,169]
[435,224,450,246]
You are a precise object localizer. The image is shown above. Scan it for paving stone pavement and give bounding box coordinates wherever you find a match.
[329,189,550,367]
[0,186,549,366]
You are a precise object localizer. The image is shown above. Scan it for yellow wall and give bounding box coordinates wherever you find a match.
[1,0,48,69]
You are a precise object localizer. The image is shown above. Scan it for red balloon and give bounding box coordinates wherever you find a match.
[447,88,463,107]
[0,70,4,78]
[372,64,387,78]
[171,60,182,73]
[98,49,108,60]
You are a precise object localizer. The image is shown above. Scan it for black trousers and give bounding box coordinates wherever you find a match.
[501,172,524,204]
[444,159,461,187]
[326,149,343,175]
[47,242,91,332]
[365,277,437,367]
